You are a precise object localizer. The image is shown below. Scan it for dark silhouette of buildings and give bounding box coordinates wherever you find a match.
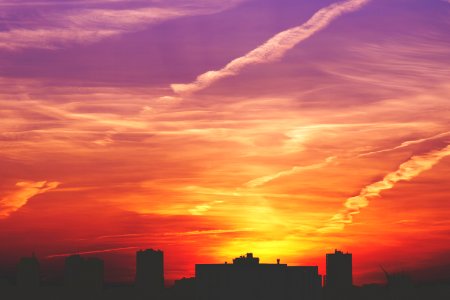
[196,253,321,300]
[173,277,196,300]
[85,258,105,291]
[324,250,352,300]
[325,249,352,289]
[381,267,416,300]
[65,255,104,291]
[16,254,39,289]
[135,249,164,297]
[65,255,84,289]
[1,248,449,300]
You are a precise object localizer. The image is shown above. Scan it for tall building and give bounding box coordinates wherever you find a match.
[16,254,39,289]
[84,258,104,291]
[196,253,321,300]
[135,249,164,294]
[64,255,104,290]
[65,255,84,289]
[325,250,352,289]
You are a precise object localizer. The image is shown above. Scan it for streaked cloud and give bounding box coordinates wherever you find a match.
[188,200,224,216]
[0,0,245,50]
[359,131,450,157]
[171,0,371,94]
[321,145,450,232]
[0,181,60,218]
[46,246,138,259]
[245,156,336,188]
[0,0,127,6]
[168,228,254,236]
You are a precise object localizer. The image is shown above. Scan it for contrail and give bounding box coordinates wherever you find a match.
[320,145,450,232]
[46,246,139,259]
[171,0,371,94]
[245,156,336,188]
[359,131,450,157]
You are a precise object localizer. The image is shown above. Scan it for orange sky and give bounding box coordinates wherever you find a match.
[0,0,450,285]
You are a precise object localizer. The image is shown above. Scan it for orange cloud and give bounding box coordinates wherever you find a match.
[0,181,60,218]
[321,145,450,232]
[188,200,224,216]
[359,131,450,157]
[46,246,138,259]
[245,156,336,188]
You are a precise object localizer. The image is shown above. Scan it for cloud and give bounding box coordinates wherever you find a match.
[171,0,371,94]
[359,131,450,157]
[188,200,224,215]
[320,145,450,232]
[0,181,60,218]
[46,246,138,259]
[167,228,253,236]
[245,156,336,188]
[0,0,126,6]
[0,1,245,50]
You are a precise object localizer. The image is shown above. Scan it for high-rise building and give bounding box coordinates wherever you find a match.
[325,250,352,289]
[64,255,104,290]
[84,258,104,291]
[16,254,39,289]
[65,255,84,289]
[135,249,164,294]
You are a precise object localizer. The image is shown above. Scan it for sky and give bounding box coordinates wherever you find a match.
[0,0,450,285]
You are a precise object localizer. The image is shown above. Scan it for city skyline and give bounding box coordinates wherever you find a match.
[1,249,357,287]
[1,0,450,286]
[3,249,447,300]
[0,248,442,287]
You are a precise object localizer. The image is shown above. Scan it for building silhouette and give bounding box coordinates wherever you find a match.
[135,249,164,296]
[84,258,104,291]
[287,266,322,300]
[325,250,352,289]
[65,255,84,289]
[16,254,39,289]
[173,277,196,300]
[196,253,321,300]
[381,267,415,300]
[65,255,104,291]
[325,250,352,300]
[2,247,449,300]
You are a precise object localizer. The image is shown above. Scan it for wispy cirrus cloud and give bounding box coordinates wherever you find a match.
[0,0,119,7]
[171,0,371,94]
[46,246,138,259]
[188,200,224,216]
[0,0,245,50]
[167,228,253,236]
[0,0,126,6]
[245,156,336,188]
[359,131,450,157]
[0,181,60,218]
[320,145,450,232]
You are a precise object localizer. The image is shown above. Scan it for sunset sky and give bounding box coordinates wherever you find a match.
[1,0,450,285]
